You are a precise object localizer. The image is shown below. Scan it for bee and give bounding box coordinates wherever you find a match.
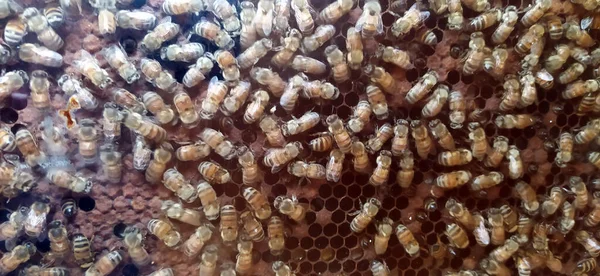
[366,84,389,120]
[272,196,306,224]
[272,261,293,276]
[252,0,274,38]
[308,132,333,153]
[198,77,227,121]
[259,116,285,147]
[282,112,319,137]
[429,235,449,260]
[18,43,63,67]
[161,0,204,14]
[406,71,438,104]
[472,213,490,246]
[541,186,564,218]
[198,245,219,275]
[240,210,264,242]
[377,46,411,70]
[233,237,254,275]
[72,234,94,268]
[291,55,326,75]
[192,18,234,50]
[198,161,231,185]
[0,242,35,275]
[23,201,49,239]
[481,136,509,168]
[584,199,600,227]
[272,0,290,36]
[132,135,151,171]
[576,230,600,257]
[516,213,534,237]
[147,218,181,247]
[352,140,372,174]
[182,57,213,88]
[447,91,466,129]
[577,92,596,116]
[391,3,429,38]
[236,146,260,186]
[301,80,339,102]
[280,73,305,113]
[574,257,597,274]
[351,198,380,233]
[140,58,177,91]
[354,0,383,39]
[99,144,122,184]
[435,171,471,190]
[410,120,433,159]
[4,18,27,47]
[325,149,344,183]
[494,114,536,129]
[515,181,539,215]
[325,45,350,83]
[238,38,273,69]
[483,45,508,79]
[590,152,600,169]
[445,223,469,249]
[199,128,237,161]
[160,200,203,226]
[532,223,550,252]
[140,19,180,52]
[422,84,449,118]
[370,260,390,276]
[571,45,592,65]
[515,24,545,56]
[325,115,352,153]
[369,150,392,186]
[570,176,589,210]
[463,34,490,75]
[487,208,505,245]
[491,6,517,44]
[363,65,399,95]
[219,205,238,244]
[15,127,44,167]
[145,143,173,184]
[116,10,156,31]
[396,149,414,188]
[142,92,176,125]
[181,225,212,258]
[112,88,145,115]
[271,29,302,68]
[447,0,463,30]
[566,19,596,47]
[243,186,272,220]
[195,180,219,220]
[46,220,69,262]
[209,0,240,33]
[437,148,472,167]
[249,67,285,97]
[318,0,353,24]
[559,62,587,85]
[267,216,285,256]
[28,70,51,111]
[212,51,240,85]
[393,224,421,258]
[365,123,393,154]
[544,44,570,73]
[467,122,488,161]
[490,239,520,264]
[541,13,563,40]
[244,90,270,125]
[121,227,151,267]
[46,168,93,194]
[346,27,364,70]
[390,119,410,155]
[22,265,69,276]
[467,8,501,31]
[291,0,314,36]
[415,27,438,45]
[21,8,64,51]
[498,75,521,111]
[288,160,326,181]
[74,120,98,164]
[521,0,550,27]
[518,71,537,107]
[446,198,475,230]
[575,119,600,144]
[301,24,335,54]
[96,9,116,36]
[85,250,123,276]
[497,205,517,234]
[239,1,257,49]
[555,201,574,235]
[480,258,510,276]
[61,198,77,219]
[73,50,113,89]
[372,218,394,255]
[160,43,205,63]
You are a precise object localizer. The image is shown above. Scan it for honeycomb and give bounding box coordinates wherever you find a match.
[0,0,597,275]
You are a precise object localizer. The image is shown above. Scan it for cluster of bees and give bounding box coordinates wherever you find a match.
[0,0,599,274]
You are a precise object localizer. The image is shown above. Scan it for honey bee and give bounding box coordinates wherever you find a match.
[240,210,264,242]
[394,224,421,257]
[325,115,352,153]
[491,6,517,44]
[264,142,303,173]
[208,0,240,33]
[308,132,333,153]
[15,127,45,167]
[445,223,469,249]
[406,71,438,104]
[115,10,156,31]
[181,225,212,258]
[590,152,600,169]
[291,55,327,75]
[243,186,272,220]
[72,233,94,268]
[352,140,372,174]
[122,227,150,267]
[252,0,274,38]
[235,146,259,186]
[390,119,410,155]
[198,245,219,275]
[140,19,180,52]
[544,44,570,73]
[325,45,350,83]
[366,84,389,120]
[73,50,112,89]
[447,0,463,30]
[237,38,273,69]
[99,144,121,184]
[249,67,285,97]
[288,160,327,181]
[415,27,438,45]
[446,198,475,231]
[364,65,399,95]
[515,181,539,215]
[571,45,592,65]
[161,0,205,14]
[132,135,151,171]
[532,223,551,252]
[498,205,517,234]
[576,230,600,257]
[273,0,291,35]
[574,257,597,274]
[437,149,472,167]
[391,3,429,38]
[467,122,488,161]
[243,90,270,125]
[182,57,213,88]
[515,24,545,56]
[346,27,364,70]
[282,111,319,137]
[212,51,241,85]
[422,84,449,118]
[498,75,521,111]
[23,201,49,238]
[558,62,586,84]
[570,176,589,210]
[577,92,596,115]
[219,205,238,244]
[4,18,27,47]
[575,119,600,144]
[142,92,176,125]
[21,8,64,50]
[195,180,219,220]
[447,91,466,129]
[271,29,302,68]
[541,186,564,218]
[541,14,563,40]
[22,265,70,276]
[565,18,596,47]
[272,261,293,276]
[463,34,490,75]
[517,213,534,236]
[145,143,173,184]
[487,208,505,245]
[97,9,116,36]
[45,220,69,262]
[480,258,510,276]
[521,0,550,27]
[85,250,123,276]
[161,200,203,226]
[584,198,600,227]
[198,161,231,185]
[259,116,285,147]
[472,213,490,246]
[192,17,234,50]
[377,45,411,70]
[199,127,237,161]
[318,0,353,25]
[370,260,390,276]
[140,58,176,91]
[370,217,394,255]
[435,171,471,190]
[467,8,501,31]
[354,0,383,39]
[147,218,181,247]
[291,0,314,35]
[0,207,27,242]
[396,149,414,188]
[233,237,253,275]
[18,43,63,68]
[267,216,285,256]
[111,88,145,115]
[301,24,335,53]
[28,70,50,111]
[280,73,305,113]
[0,242,35,275]
[369,150,392,186]
[198,77,227,122]
[46,168,93,194]
[410,120,433,159]
[364,123,392,154]
[494,114,536,129]
[160,43,205,63]
[481,136,508,168]
[351,198,380,233]
[239,1,258,49]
